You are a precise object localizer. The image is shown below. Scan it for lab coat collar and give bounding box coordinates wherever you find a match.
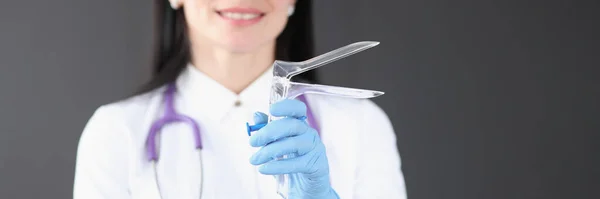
[239,67,272,111]
[175,63,272,121]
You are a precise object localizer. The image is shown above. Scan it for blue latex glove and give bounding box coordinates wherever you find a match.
[248,99,340,199]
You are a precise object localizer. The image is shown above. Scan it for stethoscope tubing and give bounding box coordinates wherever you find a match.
[152,151,204,199]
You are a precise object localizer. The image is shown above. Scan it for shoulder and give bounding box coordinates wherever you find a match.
[102,86,165,115]
[80,86,166,140]
[73,87,167,196]
[303,94,395,140]
[305,94,390,122]
[305,93,397,144]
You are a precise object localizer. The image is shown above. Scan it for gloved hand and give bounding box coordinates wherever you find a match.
[248,99,340,199]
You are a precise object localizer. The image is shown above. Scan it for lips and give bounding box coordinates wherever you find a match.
[219,12,262,20]
[216,7,266,26]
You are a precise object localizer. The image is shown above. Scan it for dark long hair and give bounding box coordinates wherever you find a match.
[137,0,317,94]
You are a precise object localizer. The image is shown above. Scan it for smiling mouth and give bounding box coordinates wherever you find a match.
[217,11,265,20]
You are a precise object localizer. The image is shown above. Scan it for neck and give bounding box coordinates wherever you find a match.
[189,40,275,94]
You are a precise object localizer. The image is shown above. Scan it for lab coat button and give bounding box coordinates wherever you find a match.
[234,100,242,107]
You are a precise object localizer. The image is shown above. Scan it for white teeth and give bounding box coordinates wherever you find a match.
[242,13,255,20]
[221,12,259,20]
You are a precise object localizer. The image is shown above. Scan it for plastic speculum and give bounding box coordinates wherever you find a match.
[268,41,385,198]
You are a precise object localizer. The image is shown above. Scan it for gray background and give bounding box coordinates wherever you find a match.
[1,0,598,198]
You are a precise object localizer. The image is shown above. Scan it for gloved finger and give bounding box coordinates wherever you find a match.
[249,118,313,147]
[270,99,306,118]
[249,132,317,165]
[253,112,268,124]
[257,147,324,175]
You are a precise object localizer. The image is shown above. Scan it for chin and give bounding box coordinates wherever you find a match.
[217,36,273,53]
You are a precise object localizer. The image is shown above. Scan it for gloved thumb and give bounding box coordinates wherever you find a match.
[253,112,269,124]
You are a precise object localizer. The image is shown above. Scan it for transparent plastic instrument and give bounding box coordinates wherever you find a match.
[269,41,385,198]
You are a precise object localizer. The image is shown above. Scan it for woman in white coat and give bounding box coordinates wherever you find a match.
[73,0,407,198]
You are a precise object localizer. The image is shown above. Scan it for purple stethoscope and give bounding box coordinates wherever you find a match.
[145,83,321,198]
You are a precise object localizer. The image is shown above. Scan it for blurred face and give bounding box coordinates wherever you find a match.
[181,0,295,53]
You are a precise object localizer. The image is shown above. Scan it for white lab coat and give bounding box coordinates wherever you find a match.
[73,64,407,199]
